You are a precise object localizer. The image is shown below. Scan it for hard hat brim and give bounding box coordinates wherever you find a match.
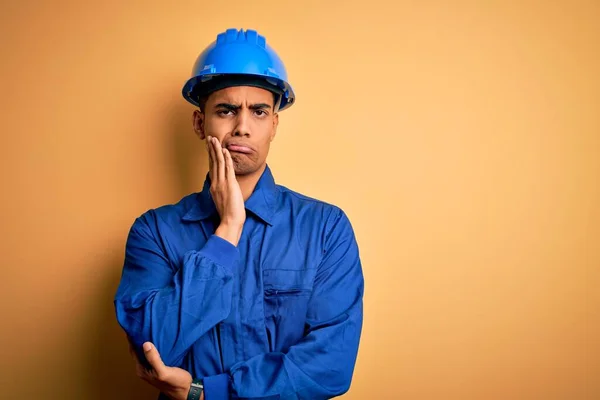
[182,73,295,111]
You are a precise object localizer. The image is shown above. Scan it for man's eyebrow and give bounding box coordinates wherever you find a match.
[214,103,272,110]
[215,103,240,110]
[249,103,272,110]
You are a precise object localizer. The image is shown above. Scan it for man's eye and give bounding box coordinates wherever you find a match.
[254,110,267,116]
[217,110,233,116]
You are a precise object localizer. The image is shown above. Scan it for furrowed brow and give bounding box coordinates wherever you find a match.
[249,103,272,110]
[215,103,241,111]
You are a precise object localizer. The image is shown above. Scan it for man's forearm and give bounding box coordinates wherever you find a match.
[115,219,240,366]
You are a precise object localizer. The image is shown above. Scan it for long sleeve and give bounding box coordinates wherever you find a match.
[203,209,364,400]
[114,215,238,367]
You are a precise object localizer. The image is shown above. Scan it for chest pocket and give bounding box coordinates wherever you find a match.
[262,268,316,352]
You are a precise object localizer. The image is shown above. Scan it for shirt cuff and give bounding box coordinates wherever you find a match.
[201,234,240,271]
[203,373,231,400]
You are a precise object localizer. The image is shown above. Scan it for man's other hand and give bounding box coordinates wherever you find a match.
[128,339,198,400]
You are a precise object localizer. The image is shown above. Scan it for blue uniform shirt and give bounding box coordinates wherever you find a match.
[114,165,364,399]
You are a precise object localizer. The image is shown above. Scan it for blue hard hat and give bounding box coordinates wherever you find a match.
[182,28,295,111]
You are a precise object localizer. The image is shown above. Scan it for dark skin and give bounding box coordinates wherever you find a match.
[193,85,279,245]
[129,340,196,400]
[129,85,280,400]
[194,86,279,196]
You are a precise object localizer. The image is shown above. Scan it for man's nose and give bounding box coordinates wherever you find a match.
[233,110,250,137]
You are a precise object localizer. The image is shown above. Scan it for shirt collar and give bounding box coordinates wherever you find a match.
[182,164,279,225]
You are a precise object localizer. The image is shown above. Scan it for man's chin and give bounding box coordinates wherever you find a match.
[233,162,265,177]
[233,165,256,176]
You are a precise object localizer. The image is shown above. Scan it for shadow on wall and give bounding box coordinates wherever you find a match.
[85,253,159,400]
[85,99,206,400]
[169,99,208,198]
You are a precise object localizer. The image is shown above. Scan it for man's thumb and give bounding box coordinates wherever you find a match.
[143,342,165,371]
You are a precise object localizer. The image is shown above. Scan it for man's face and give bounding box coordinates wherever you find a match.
[193,86,279,176]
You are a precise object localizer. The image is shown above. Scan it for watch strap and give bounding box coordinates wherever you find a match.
[187,378,204,400]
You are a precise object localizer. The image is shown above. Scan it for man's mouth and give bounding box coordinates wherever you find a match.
[226,144,253,154]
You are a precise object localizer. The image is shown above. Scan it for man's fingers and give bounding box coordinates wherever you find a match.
[207,137,215,181]
[213,138,225,182]
[224,148,235,181]
[127,336,150,380]
[126,335,142,364]
[143,342,166,377]
[135,360,148,379]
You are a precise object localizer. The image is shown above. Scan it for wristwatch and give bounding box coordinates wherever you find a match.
[187,378,204,400]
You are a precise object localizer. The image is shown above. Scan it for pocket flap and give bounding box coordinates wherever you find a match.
[262,269,315,292]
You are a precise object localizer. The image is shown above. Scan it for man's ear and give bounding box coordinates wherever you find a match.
[192,109,206,140]
[270,112,279,142]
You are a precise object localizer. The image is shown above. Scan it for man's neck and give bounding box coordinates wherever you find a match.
[236,163,267,201]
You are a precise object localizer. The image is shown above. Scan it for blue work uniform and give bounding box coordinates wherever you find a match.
[114,165,364,399]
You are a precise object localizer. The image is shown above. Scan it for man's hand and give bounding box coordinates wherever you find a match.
[207,136,246,246]
[128,340,198,400]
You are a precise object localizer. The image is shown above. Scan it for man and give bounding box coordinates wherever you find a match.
[114,28,364,400]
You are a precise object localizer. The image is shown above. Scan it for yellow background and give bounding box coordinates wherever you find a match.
[1,1,598,399]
